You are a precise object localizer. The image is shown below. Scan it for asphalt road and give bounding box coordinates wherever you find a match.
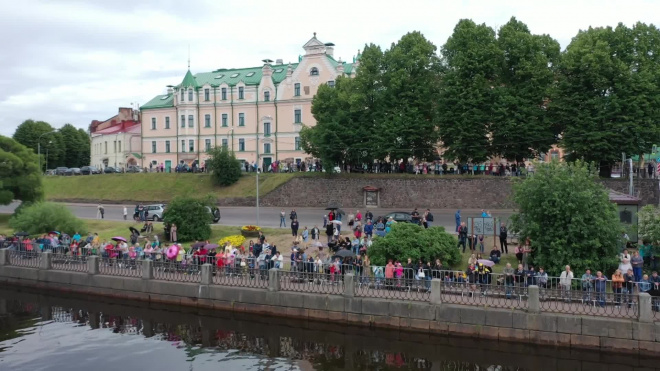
[0,202,514,230]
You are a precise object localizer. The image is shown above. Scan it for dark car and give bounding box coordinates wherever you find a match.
[103,166,121,174]
[81,166,92,175]
[63,168,74,176]
[379,212,413,223]
[70,168,82,175]
[206,206,221,223]
[55,167,68,176]
[126,165,143,173]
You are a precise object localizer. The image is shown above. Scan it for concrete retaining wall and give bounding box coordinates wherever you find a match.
[1,252,659,355]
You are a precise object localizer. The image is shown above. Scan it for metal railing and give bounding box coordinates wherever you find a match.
[51,253,88,273]
[8,249,41,268]
[153,260,201,283]
[279,267,344,295]
[213,266,269,289]
[436,270,528,309]
[99,257,142,278]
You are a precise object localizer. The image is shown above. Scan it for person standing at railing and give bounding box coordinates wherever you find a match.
[624,268,636,308]
[594,271,608,307]
[619,249,632,277]
[612,269,625,307]
[526,266,537,287]
[559,265,574,302]
[514,264,526,296]
[631,251,644,283]
[457,222,468,253]
[639,274,652,293]
[503,263,514,299]
[581,269,594,303]
[423,261,432,291]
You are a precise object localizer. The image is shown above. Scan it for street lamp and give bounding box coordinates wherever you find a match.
[256,133,260,227]
[38,130,58,173]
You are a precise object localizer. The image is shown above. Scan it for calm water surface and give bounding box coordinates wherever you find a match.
[0,287,657,371]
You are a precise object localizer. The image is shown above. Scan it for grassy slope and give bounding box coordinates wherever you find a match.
[43,172,297,202]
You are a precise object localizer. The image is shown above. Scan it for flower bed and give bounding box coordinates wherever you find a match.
[241,225,261,237]
[218,235,246,250]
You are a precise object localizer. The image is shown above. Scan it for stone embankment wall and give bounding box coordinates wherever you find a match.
[1,252,659,356]
[258,176,659,209]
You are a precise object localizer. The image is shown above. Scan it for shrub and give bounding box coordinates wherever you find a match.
[162,196,213,242]
[368,223,460,267]
[218,235,246,250]
[207,146,242,186]
[9,202,86,236]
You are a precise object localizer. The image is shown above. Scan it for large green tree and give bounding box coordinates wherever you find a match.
[491,17,561,164]
[437,19,500,163]
[12,119,65,170]
[206,146,242,186]
[550,23,660,177]
[510,161,620,275]
[77,128,91,167]
[59,123,89,168]
[0,135,44,205]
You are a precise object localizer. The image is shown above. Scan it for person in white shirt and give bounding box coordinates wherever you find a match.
[271,252,284,269]
[123,206,127,220]
[559,265,574,302]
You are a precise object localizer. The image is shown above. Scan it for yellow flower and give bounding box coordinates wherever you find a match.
[241,225,261,232]
[218,235,246,249]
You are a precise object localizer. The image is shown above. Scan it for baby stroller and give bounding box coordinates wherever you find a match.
[373,266,385,289]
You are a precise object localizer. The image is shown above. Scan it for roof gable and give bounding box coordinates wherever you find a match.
[180,70,198,88]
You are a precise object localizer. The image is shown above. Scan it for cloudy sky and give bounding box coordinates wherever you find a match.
[0,0,657,136]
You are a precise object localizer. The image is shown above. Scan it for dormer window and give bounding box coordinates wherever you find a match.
[310,67,319,76]
[231,73,239,78]
[188,89,193,101]
[246,72,255,77]
[180,89,184,101]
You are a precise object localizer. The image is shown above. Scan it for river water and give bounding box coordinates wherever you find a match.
[0,288,656,371]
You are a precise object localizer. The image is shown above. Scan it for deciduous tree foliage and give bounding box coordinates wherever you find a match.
[550,23,660,177]
[206,146,242,186]
[9,202,86,235]
[163,196,213,242]
[0,135,43,205]
[510,161,620,275]
[369,223,460,267]
[59,124,90,168]
[12,119,82,169]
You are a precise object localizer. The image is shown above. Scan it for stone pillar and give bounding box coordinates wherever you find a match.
[268,268,280,292]
[40,305,52,321]
[87,256,99,275]
[0,298,7,315]
[88,311,100,329]
[142,259,153,280]
[40,251,52,270]
[343,273,355,297]
[267,334,281,358]
[430,279,442,305]
[201,328,211,347]
[201,264,212,285]
[528,285,540,313]
[142,319,154,338]
[0,248,9,266]
[638,292,652,323]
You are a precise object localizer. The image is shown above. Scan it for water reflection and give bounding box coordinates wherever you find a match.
[0,287,656,371]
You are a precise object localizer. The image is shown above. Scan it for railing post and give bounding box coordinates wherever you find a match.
[528,285,540,313]
[87,255,99,275]
[638,292,652,323]
[0,248,9,266]
[343,273,355,297]
[142,259,153,280]
[40,251,52,270]
[201,264,212,285]
[431,279,442,305]
[268,268,280,292]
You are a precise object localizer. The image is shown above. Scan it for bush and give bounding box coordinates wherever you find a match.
[162,196,213,242]
[368,223,460,266]
[207,146,242,186]
[9,202,86,235]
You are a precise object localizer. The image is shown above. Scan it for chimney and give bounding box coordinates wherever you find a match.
[324,43,335,57]
[275,59,283,65]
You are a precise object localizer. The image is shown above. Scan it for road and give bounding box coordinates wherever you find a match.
[1,202,514,230]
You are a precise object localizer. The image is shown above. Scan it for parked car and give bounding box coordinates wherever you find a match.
[103,166,121,174]
[379,212,413,223]
[145,204,166,221]
[126,165,143,173]
[70,168,82,176]
[206,206,221,223]
[63,168,74,176]
[91,166,102,174]
[81,166,93,175]
[55,167,69,176]
[45,169,56,176]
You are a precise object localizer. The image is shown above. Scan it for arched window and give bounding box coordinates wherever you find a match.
[188,89,193,101]
[310,67,319,76]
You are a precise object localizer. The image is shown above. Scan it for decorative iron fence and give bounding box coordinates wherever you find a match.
[8,250,41,268]
[153,260,201,283]
[99,257,142,278]
[213,266,269,289]
[51,254,88,273]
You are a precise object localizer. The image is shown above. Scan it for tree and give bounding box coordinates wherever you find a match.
[59,124,87,168]
[162,196,213,242]
[510,161,620,275]
[369,223,460,267]
[638,205,660,245]
[77,128,91,167]
[12,119,65,170]
[206,146,242,186]
[491,17,561,164]
[550,23,660,177]
[437,19,500,163]
[9,202,86,235]
[0,135,43,205]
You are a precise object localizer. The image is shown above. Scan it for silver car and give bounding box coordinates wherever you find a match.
[145,204,165,221]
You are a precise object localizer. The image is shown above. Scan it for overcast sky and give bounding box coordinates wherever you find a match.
[0,0,657,136]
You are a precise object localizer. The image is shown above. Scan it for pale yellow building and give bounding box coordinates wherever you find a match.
[140,34,356,172]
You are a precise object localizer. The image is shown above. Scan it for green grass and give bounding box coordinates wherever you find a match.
[43,172,297,202]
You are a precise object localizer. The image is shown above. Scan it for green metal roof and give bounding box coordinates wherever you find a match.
[180,69,198,88]
[326,55,355,75]
[141,94,173,110]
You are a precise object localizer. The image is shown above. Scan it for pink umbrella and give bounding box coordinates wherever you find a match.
[477,259,495,267]
[111,236,127,242]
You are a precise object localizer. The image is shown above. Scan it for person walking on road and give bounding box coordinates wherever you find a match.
[280,209,286,228]
[97,205,105,219]
[123,206,127,220]
[455,210,461,232]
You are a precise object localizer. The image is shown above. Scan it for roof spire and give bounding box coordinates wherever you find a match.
[313,32,316,38]
[187,44,191,69]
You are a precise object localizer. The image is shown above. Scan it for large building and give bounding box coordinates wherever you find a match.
[89,107,142,169]
[140,34,356,172]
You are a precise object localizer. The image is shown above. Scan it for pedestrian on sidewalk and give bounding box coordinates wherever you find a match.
[280,209,286,228]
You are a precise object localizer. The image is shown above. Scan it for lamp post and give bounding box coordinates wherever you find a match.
[38,130,57,173]
[256,134,260,227]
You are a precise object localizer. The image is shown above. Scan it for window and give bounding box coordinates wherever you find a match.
[246,72,255,77]
[238,138,245,152]
[151,117,156,130]
[295,136,301,150]
[214,74,224,79]
[310,67,319,76]
[221,88,227,100]
[294,109,302,123]
[180,89,184,102]
[189,139,194,152]
[188,89,193,101]
[180,115,185,128]
[188,115,194,128]
[118,141,121,152]
[205,139,211,151]
[231,73,239,78]
[238,86,244,99]
[294,83,300,96]
[263,122,271,136]
[327,80,335,88]
[222,113,228,127]
[151,141,156,153]
[274,68,283,73]
[204,88,210,101]
[238,113,245,126]
[222,138,228,148]
[113,141,116,153]
[264,143,271,154]
[104,142,107,153]
[165,117,170,129]
[181,140,185,152]
[264,91,270,102]
[165,140,170,153]
[204,114,211,128]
